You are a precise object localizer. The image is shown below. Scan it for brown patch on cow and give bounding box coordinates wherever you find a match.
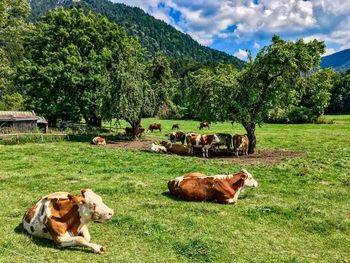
[24,203,37,223]
[47,198,82,239]
[42,227,48,233]
[30,226,34,232]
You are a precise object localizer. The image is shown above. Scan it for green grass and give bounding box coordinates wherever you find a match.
[324,114,350,124]
[0,119,349,262]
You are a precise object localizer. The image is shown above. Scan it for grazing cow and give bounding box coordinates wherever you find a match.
[91,137,106,145]
[167,131,186,144]
[150,143,167,153]
[214,133,232,151]
[199,121,210,130]
[125,127,145,137]
[160,141,190,155]
[22,189,114,254]
[168,169,257,204]
[148,123,162,132]
[172,124,180,130]
[186,133,220,158]
[233,134,249,156]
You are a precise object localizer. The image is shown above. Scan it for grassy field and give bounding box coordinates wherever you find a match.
[0,119,349,262]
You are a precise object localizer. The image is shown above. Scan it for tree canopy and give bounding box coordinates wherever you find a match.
[0,0,30,110]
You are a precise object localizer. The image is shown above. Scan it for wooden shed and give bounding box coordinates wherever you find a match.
[0,111,48,133]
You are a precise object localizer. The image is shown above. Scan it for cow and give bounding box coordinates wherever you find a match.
[199,121,210,130]
[22,189,114,254]
[91,137,106,145]
[168,169,257,204]
[167,131,186,144]
[160,141,190,155]
[125,127,145,137]
[186,133,220,158]
[150,143,167,153]
[148,123,162,132]
[172,124,180,130]
[214,133,232,151]
[233,134,249,156]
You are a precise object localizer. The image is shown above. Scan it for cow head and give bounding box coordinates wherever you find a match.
[241,169,258,190]
[69,189,114,223]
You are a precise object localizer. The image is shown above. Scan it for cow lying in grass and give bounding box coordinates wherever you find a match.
[150,143,167,153]
[23,189,114,254]
[91,137,106,145]
[161,141,190,155]
[168,169,257,204]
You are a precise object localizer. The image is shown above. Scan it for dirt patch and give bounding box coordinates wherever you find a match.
[105,140,303,164]
[105,139,153,150]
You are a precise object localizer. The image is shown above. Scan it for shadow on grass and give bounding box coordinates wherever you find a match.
[14,223,96,254]
[161,191,183,202]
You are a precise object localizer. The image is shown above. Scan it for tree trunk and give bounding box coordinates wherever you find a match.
[127,118,141,140]
[87,114,102,127]
[243,122,256,154]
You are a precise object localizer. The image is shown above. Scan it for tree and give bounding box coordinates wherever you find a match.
[16,8,137,126]
[0,0,30,110]
[327,69,350,114]
[266,69,335,123]
[236,36,325,153]
[104,52,172,139]
[184,64,239,121]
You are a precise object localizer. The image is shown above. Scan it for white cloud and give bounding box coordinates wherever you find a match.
[323,48,335,57]
[234,49,249,61]
[253,42,260,49]
[111,0,350,54]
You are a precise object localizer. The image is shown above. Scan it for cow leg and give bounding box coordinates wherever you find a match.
[56,234,105,254]
[79,225,91,242]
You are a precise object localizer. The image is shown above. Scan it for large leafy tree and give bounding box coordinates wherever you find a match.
[237,36,325,153]
[327,69,350,114]
[0,0,30,110]
[185,64,239,122]
[104,52,172,138]
[17,7,137,126]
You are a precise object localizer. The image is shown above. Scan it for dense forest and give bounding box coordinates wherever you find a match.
[29,0,245,68]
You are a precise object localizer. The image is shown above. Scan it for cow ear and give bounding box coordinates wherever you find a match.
[68,194,85,205]
[80,189,86,197]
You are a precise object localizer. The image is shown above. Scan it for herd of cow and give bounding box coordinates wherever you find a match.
[22,170,258,254]
[97,121,249,158]
[22,121,257,254]
[147,122,250,158]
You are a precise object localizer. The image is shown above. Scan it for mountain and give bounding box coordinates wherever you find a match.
[29,0,245,69]
[321,49,350,71]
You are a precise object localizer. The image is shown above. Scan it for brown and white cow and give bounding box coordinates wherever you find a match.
[168,169,257,204]
[148,123,162,132]
[91,137,106,145]
[160,141,190,155]
[150,143,167,153]
[199,121,210,130]
[167,131,186,144]
[233,134,249,156]
[214,133,232,151]
[22,189,114,254]
[186,133,220,158]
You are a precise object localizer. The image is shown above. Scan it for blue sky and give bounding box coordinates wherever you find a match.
[111,0,350,60]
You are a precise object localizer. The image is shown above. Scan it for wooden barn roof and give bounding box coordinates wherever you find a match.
[0,111,38,121]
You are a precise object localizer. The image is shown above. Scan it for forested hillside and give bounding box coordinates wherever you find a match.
[321,49,350,71]
[29,0,244,68]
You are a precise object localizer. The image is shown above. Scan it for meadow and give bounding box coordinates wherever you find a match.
[0,118,349,262]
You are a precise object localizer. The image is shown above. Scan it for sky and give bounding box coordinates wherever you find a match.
[110,0,350,61]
